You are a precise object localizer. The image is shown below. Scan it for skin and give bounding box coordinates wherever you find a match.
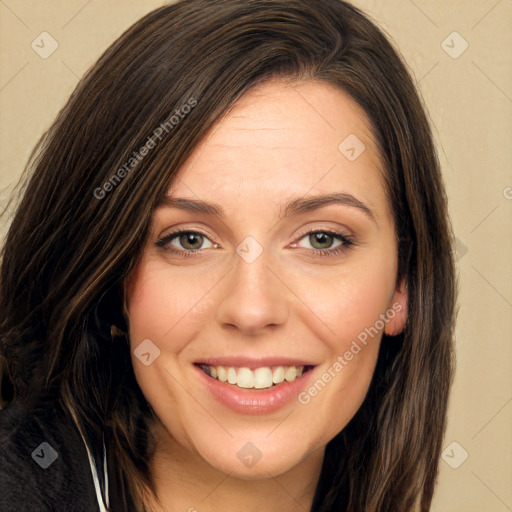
[124,79,407,511]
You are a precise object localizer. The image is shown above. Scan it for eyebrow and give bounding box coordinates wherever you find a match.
[158,192,375,222]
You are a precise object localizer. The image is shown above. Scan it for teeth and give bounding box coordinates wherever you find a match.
[201,364,307,389]
[254,367,272,389]
[284,366,297,382]
[237,368,254,388]
[227,367,237,384]
[217,366,227,382]
[272,366,285,384]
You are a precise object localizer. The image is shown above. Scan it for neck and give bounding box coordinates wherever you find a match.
[145,421,324,512]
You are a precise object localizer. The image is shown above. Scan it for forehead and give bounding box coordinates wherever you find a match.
[168,79,386,216]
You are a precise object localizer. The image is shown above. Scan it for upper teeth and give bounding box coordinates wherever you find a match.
[201,365,305,389]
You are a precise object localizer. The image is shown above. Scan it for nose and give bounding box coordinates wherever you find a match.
[215,248,289,335]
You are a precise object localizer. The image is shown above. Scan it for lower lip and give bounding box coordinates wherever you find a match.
[194,365,316,415]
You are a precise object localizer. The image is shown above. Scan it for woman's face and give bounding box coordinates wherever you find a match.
[124,80,407,479]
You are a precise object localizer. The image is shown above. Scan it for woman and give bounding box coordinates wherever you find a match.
[0,0,456,510]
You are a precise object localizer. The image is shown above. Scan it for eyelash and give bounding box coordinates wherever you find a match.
[156,229,355,259]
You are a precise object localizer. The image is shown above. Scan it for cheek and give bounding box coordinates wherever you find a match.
[289,249,398,354]
[288,249,396,429]
[125,259,217,350]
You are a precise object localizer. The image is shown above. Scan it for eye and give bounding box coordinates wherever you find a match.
[156,230,216,253]
[292,230,354,256]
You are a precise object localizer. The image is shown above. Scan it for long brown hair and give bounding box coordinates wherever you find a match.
[0,1,456,510]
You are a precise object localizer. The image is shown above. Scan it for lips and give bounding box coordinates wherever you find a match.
[192,356,317,414]
[194,359,317,414]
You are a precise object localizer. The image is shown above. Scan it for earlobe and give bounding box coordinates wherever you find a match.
[385,279,408,336]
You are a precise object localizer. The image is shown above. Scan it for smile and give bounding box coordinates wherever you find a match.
[198,364,314,390]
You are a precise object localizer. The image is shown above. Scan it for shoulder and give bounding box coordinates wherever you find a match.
[0,397,100,512]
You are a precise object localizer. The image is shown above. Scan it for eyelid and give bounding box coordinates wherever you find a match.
[292,225,353,242]
[156,226,219,248]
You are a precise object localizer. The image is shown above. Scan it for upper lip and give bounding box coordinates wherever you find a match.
[194,357,317,369]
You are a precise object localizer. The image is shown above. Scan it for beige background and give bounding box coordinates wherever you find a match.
[1,1,511,510]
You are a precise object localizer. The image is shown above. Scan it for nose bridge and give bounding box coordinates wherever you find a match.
[215,238,289,332]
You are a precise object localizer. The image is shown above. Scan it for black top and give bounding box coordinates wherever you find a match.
[0,398,101,512]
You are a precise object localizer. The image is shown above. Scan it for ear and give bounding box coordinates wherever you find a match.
[384,279,408,336]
